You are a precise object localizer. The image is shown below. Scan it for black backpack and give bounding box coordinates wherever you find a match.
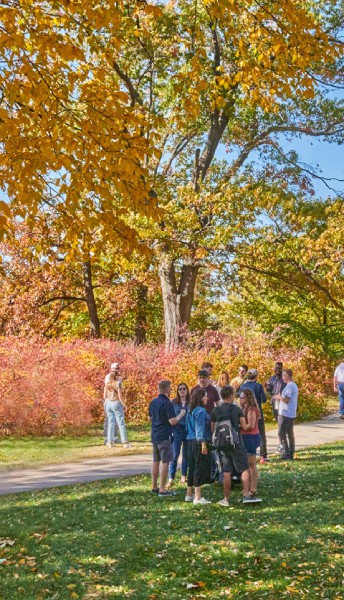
[212,418,239,451]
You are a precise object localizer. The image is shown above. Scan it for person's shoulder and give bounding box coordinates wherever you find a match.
[190,385,199,393]
[210,406,221,420]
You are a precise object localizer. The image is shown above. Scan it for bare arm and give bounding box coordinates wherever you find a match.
[334,376,338,392]
[210,422,215,433]
[240,410,256,432]
[239,416,247,431]
[169,412,185,426]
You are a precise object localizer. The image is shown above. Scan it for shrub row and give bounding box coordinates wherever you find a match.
[0,331,332,436]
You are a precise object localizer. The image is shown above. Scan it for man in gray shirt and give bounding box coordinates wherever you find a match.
[274,369,298,461]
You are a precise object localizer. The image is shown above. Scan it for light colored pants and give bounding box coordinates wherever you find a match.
[103,404,119,444]
[105,401,128,444]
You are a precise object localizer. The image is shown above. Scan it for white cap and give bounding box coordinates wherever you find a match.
[111,363,120,370]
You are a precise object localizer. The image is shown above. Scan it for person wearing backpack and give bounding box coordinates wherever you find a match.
[210,385,255,506]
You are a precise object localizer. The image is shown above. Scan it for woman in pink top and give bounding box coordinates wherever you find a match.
[240,388,261,500]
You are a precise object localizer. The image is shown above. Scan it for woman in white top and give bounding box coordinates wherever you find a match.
[104,373,131,448]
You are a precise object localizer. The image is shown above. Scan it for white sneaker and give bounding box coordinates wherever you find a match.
[107,442,114,448]
[193,498,211,505]
[218,498,230,507]
[123,443,133,449]
[185,495,195,502]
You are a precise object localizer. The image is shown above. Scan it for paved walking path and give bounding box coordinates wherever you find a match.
[0,413,343,496]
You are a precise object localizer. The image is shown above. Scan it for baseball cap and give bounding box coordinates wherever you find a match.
[198,369,209,377]
[248,368,258,377]
[111,363,120,370]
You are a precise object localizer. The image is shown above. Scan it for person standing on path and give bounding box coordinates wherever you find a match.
[210,385,257,506]
[149,380,186,497]
[275,369,298,460]
[240,369,269,463]
[104,374,131,449]
[166,383,190,488]
[334,361,344,420]
[265,362,286,452]
[103,363,122,444]
[185,388,212,505]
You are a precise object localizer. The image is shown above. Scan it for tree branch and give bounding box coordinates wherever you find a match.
[39,295,86,307]
[112,61,144,107]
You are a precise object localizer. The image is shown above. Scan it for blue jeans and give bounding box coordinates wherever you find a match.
[105,401,128,444]
[338,383,344,415]
[169,428,188,480]
[103,403,119,444]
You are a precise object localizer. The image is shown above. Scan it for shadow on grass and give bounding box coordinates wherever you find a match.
[0,445,344,599]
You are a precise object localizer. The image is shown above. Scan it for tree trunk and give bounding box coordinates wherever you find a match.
[134,284,148,345]
[159,257,180,346]
[159,256,200,346]
[82,261,101,338]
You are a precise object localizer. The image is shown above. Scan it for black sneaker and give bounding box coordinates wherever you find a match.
[243,495,262,504]
[158,490,175,497]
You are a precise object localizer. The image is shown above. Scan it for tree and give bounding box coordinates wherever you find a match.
[220,186,344,354]
[0,221,162,340]
[107,0,344,344]
[0,0,161,261]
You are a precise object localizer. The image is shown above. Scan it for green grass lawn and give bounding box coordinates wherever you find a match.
[0,427,151,470]
[1,442,344,599]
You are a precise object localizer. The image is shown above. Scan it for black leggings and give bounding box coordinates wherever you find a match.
[187,440,212,488]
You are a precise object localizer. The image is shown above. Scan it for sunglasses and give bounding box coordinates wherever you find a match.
[179,387,187,391]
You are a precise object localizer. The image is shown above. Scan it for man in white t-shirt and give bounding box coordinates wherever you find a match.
[334,362,344,421]
[104,363,123,443]
[275,369,298,460]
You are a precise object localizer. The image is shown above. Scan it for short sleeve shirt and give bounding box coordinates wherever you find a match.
[210,403,244,435]
[191,384,220,415]
[149,394,175,444]
[279,381,298,418]
[334,363,344,382]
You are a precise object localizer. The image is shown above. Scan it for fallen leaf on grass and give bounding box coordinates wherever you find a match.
[186,582,206,589]
[0,539,16,548]
[67,585,76,590]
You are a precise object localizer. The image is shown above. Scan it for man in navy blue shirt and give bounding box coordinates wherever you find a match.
[240,369,269,463]
[149,380,186,497]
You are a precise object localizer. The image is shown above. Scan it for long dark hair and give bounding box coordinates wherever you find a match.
[189,388,206,413]
[175,383,190,405]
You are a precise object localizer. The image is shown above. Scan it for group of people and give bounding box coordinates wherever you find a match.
[148,361,299,505]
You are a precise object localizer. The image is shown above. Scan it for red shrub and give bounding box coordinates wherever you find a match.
[0,331,333,436]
